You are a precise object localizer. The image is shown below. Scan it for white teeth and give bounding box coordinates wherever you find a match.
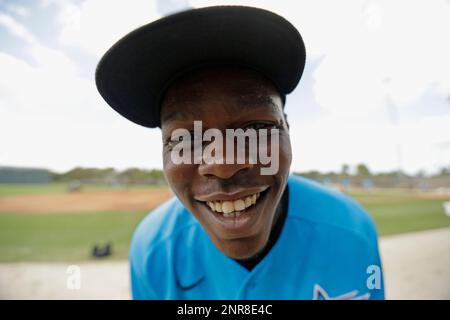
[222,201,234,214]
[205,192,262,216]
[234,199,245,211]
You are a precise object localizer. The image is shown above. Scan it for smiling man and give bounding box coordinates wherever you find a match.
[96,6,384,300]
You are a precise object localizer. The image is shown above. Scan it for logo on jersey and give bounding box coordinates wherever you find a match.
[312,284,370,300]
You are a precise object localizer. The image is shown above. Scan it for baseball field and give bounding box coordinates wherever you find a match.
[0,183,449,262]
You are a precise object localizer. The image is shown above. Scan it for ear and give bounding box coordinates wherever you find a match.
[283,111,290,130]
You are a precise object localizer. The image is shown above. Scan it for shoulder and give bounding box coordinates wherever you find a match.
[129,196,206,298]
[129,196,200,261]
[287,175,379,246]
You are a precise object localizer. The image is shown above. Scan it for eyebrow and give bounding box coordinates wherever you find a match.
[237,94,280,111]
[161,93,281,124]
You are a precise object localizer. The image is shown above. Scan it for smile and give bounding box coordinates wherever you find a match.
[205,192,261,217]
[194,186,270,233]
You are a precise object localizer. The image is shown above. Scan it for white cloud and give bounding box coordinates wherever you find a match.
[288,112,450,174]
[0,12,37,44]
[304,0,450,115]
[5,4,30,17]
[0,50,164,172]
[58,0,160,57]
[0,106,163,172]
[0,9,163,171]
[0,11,78,75]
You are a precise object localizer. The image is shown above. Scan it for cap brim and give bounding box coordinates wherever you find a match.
[95,6,306,128]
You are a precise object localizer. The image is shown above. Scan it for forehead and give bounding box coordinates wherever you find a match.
[160,66,283,125]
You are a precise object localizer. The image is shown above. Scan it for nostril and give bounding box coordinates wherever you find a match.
[202,173,217,179]
[198,162,254,179]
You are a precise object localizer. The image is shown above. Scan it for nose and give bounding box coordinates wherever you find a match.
[197,135,255,179]
[198,161,254,179]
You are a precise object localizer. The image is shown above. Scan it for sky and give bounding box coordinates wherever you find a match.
[0,0,449,174]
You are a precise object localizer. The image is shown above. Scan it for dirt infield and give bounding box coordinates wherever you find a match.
[0,188,172,213]
[0,261,130,299]
[380,227,450,299]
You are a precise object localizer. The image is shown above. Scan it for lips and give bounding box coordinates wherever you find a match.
[194,185,269,236]
[206,192,261,217]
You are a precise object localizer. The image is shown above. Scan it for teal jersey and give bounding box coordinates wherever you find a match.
[130,175,384,299]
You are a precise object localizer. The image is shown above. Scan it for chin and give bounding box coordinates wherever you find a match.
[188,186,277,258]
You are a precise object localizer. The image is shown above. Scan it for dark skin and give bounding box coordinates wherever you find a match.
[160,66,292,263]
[237,188,288,269]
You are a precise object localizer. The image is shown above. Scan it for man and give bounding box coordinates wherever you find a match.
[96,6,384,300]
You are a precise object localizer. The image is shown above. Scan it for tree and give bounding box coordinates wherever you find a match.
[341,164,350,176]
[356,164,371,177]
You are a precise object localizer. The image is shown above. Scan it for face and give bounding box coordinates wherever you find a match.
[160,66,292,260]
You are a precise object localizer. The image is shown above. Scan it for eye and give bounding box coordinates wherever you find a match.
[165,130,198,150]
[173,135,184,142]
[171,135,185,144]
[165,134,184,150]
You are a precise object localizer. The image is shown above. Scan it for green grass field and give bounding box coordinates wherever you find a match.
[0,183,69,196]
[348,190,450,235]
[0,184,449,262]
[0,211,148,262]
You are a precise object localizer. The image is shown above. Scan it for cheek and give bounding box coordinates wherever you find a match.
[262,131,291,178]
[162,152,196,198]
[279,133,292,171]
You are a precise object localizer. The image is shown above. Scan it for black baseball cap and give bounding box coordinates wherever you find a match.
[95,6,306,128]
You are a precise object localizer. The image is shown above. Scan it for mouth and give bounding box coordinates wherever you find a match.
[205,192,261,218]
[196,187,270,236]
